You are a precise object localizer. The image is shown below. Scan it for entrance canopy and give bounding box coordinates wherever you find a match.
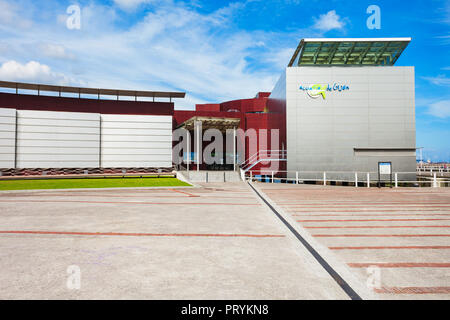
[288,38,411,67]
[176,116,240,172]
[177,116,240,131]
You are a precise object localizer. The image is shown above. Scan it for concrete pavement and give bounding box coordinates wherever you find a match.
[0,182,351,299]
[256,183,450,300]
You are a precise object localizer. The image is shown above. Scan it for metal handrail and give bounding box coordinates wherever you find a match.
[245,169,450,188]
[240,150,287,171]
[241,150,285,167]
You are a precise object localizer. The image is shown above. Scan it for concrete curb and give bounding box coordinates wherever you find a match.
[248,181,378,300]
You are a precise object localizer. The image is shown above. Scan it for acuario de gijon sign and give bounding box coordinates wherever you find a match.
[299,83,350,99]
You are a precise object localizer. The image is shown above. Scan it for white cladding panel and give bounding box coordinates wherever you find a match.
[101,114,172,167]
[0,110,174,169]
[16,110,100,168]
[0,108,16,168]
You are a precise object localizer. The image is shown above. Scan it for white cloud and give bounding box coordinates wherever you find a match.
[427,100,450,118]
[40,44,75,60]
[113,0,154,11]
[262,47,295,70]
[445,0,450,23]
[0,60,74,85]
[313,10,346,32]
[0,0,31,28]
[0,41,12,55]
[52,3,284,105]
[0,0,14,23]
[423,75,450,86]
[0,1,338,109]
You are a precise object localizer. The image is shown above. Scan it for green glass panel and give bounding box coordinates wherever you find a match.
[291,40,409,66]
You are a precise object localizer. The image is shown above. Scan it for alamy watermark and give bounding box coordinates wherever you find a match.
[67,265,81,290]
[366,5,381,30]
[366,266,381,291]
[66,4,81,30]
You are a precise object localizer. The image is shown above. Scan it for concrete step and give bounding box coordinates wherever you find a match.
[177,170,241,183]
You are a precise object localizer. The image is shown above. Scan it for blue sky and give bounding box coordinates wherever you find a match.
[0,0,449,161]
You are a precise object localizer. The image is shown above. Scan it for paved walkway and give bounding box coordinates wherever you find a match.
[0,183,350,299]
[257,183,450,300]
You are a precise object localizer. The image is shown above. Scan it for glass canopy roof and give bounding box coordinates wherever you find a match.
[288,38,411,67]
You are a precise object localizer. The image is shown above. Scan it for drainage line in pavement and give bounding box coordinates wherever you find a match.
[248,182,362,300]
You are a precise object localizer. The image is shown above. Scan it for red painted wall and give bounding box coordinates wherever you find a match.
[0,92,174,115]
[255,92,271,98]
[173,92,286,173]
[195,104,221,112]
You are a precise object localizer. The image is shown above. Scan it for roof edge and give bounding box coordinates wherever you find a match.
[302,37,411,42]
[0,80,186,99]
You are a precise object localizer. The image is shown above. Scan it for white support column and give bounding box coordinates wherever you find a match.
[195,120,201,172]
[271,171,274,183]
[196,121,199,172]
[355,172,358,188]
[395,173,398,188]
[433,173,438,188]
[323,172,326,186]
[233,127,236,171]
[296,171,299,185]
[367,173,370,188]
[186,130,190,173]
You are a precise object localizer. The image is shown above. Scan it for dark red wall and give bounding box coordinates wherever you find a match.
[196,104,221,112]
[220,98,267,113]
[255,92,271,98]
[0,92,174,115]
[173,92,286,173]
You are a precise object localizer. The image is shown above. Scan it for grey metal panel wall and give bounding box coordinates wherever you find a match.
[0,109,174,169]
[285,66,416,177]
[100,114,172,168]
[268,70,287,110]
[16,110,100,168]
[0,108,16,168]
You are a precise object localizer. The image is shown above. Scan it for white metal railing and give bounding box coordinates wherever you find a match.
[240,150,287,171]
[245,170,450,188]
[417,166,450,177]
[417,164,449,169]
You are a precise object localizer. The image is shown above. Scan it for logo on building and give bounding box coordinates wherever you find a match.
[299,83,350,99]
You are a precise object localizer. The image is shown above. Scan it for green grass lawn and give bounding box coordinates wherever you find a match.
[0,177,191,190]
